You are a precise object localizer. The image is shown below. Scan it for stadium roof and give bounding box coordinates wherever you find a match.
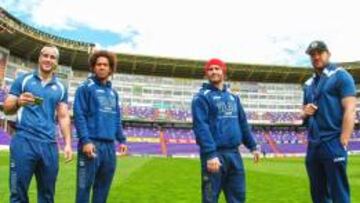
[1,7,359,84]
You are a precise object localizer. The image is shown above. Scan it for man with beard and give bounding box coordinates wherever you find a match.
[302,41,356,203]
[192,58,260,203]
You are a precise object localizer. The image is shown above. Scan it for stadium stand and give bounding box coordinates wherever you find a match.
[0,6,360,157]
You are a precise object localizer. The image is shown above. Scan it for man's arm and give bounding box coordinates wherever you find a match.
[301,86,318,126]
[192,94,222,172]
[4,75,34,114]
[73,85,91,144]
[115,93,126,144]
[57,103,71,144]
[4,93,37,115]
[57,102,72,162]
[237,96,257,151]
[337,70,357,147]
[237,96,260,163]
[191,95,217,160]
[73,85,96,158]
[3,95,20,115]
[340,97,356,147]
[115,92,127,154]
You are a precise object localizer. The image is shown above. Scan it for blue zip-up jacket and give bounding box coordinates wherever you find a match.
[303,63,356,142]
[191,83,257,160]
[74,76,126,145]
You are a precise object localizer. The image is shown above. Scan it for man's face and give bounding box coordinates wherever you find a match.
[93,56,112,80]
[310,50,330,70]
[205,64,225,84]
[38,47,58,73]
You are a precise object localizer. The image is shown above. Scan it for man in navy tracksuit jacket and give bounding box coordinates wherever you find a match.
[74,50,127,203]
[192,58,260,203]
[302,41,356,203]
[4,45,73,203]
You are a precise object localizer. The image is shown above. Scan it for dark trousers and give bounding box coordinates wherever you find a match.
[306,138,350,203]
[10,136,59,203]
[76,141,116,203]
[201,150,246,203]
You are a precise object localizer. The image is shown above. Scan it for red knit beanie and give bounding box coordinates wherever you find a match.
[204,58,227,74]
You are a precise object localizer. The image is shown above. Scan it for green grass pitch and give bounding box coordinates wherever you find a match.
[1,151,360,203]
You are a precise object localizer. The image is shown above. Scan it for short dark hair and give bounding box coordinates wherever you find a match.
[89,50,117,74]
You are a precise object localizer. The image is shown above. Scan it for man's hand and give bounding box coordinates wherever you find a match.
[118,144,128,156]
[82,143,96,158]
[252,150,261,163]
[18,92,35,106]
[207,157,221,173]
[302,103,318,118]
[63,144,73,163]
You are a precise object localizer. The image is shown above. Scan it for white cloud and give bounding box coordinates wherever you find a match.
[2,0,360,66]
[0,0,41,17]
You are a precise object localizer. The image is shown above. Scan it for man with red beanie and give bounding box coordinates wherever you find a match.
[192,58,260,203]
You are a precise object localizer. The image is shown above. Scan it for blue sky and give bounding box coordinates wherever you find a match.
[31,24,137,48]
[1,0,360,67]
[1,2,137,47]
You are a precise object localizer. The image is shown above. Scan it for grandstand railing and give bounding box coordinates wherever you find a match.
[0,7,94,52]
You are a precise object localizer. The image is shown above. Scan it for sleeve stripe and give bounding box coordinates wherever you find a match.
[21,74,34,92]
[17,107,24,124]
[56,80,65,101]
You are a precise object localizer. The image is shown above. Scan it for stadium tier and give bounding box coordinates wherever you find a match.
[0,7,94,52]
[1,6,360,157]
[2,58,360,124]
[1,51,360,157]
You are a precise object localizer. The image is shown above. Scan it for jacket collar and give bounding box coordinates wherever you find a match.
[202,82,230,92]
[33,69,57,84]
[89,75,112,87]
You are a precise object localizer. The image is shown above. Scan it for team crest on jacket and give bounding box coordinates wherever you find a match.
[51,85,57,91]
[212,96,221,100]
[216,101,237,116]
